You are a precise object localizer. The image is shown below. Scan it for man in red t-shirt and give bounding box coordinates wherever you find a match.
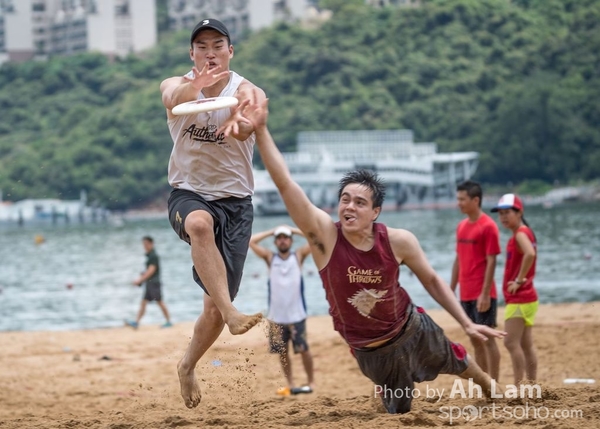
[450,181,501,381]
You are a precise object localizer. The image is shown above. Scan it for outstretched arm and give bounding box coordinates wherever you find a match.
[389,228,506,342]
[255,126,330,242]
[241,95,336,268]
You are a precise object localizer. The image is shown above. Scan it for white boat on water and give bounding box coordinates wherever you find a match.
[0,191,109,225]
[252,129,478,216]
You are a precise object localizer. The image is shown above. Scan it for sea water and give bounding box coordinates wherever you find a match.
[0,202,598,331]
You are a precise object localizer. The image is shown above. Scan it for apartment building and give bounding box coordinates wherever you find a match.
[0,0,413,65]
[167,0,318,43]
[0,0,156,64]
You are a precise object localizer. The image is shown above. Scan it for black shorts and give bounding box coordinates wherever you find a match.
[268,320,309,354]
[353,305,469,414]
[461,298,497,328]
[144,281,162,302]
[167,188,253,300]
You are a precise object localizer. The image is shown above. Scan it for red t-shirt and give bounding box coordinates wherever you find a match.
[503,225,538,304]
[455,213,501,301]
[319,222,411,349]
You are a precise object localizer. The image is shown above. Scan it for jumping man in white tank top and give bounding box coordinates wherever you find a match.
[160,18,265,409]
[250,226,315,395]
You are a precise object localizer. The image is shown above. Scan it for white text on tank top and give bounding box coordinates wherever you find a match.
[167,71,254,201]
[268,253,307,324]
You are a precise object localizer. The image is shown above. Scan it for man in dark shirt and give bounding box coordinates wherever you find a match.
[126,236,172,329]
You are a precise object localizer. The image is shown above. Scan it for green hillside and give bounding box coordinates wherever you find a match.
[0,0,598,209]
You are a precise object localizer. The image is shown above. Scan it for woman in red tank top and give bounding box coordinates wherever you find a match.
[491,193,538,384]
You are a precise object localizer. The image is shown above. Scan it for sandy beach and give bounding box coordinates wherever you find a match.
[1,302,599,428]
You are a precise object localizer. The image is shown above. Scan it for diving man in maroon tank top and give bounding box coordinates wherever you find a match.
[227,94,507,414]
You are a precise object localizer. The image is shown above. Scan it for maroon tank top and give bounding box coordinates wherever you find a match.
[319,222,411,348]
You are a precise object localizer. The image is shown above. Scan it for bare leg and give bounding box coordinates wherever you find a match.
[157,300,171,323]
[484,338,501,381]
[470,338,489,374]
[300,350,315,388]
[177,296,225,408]
[186,211,262,334]
[458,353,494,397]
[136,300,148,324]
[521,326,537,381]
[504,318,526,384]
[278,344,293,387]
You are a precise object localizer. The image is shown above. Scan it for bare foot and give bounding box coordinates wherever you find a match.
[225,312,263,335]
[177,360,202,408]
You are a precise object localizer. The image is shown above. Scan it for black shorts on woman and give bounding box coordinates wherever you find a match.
[168,188,253,300]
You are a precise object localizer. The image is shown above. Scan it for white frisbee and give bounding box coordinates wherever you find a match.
[172,96,238,115]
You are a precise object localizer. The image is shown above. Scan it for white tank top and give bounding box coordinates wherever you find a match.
[167,71,254,200]
[267,253,307,324]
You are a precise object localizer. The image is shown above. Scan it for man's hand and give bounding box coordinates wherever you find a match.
[184,62,229,90]
[476,293,491,312]
[218,90,269,137]
[240,91,269,130]
[464,322,506,342]
[218,99,252,138]
[161,62,230,112]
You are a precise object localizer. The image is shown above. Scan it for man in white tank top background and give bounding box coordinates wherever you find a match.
[160,19,265,409]
[249,225,315,395]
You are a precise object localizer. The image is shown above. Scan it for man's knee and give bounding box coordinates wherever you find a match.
[185,212,214,240]
[202,299,224,324]
[300,349,312,359]
[503,336,520,351]
[294,343,309,354]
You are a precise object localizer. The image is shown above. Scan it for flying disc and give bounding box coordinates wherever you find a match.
[172,96,238,115]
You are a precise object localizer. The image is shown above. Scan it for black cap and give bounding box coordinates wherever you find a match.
[190,19,230,44]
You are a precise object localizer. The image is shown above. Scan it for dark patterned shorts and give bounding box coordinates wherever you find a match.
[353,305,469,414]
[268,320,309,354]
[144,281,162,302]
[168,188,253,300]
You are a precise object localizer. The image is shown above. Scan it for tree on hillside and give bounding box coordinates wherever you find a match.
[0,0,598,208]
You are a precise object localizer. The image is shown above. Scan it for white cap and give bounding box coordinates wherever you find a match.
[273,226,292,237]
